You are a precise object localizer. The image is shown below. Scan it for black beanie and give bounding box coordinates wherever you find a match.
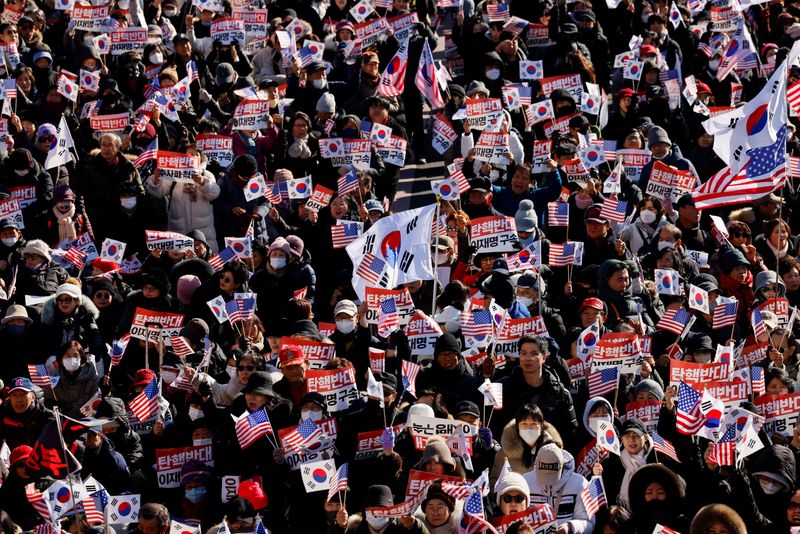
[434,333,460,357]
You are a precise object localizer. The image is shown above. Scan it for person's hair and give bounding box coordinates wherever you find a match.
[101,132,122,148]
[513,163,532,178]
[221,260,248,286]
[437,280,469,311]
[604,261,628,280]
[601,505,633,534]
[764,218,791,242]
[505,523,535,534]
[139,503,170,528]
[661,224,682,241]
[779,256,800,280]
[286,298,313,322]
[415,389,450,418]
[239,351,266,369]
[58,340,85,362]
[0,510,17,534]
[765,366,793,391]
[690,504,747,534]
[641,196,664,215]
[325,357,353,370]
[624,128,645,146]
[564,50,596,84]
[517,335,548,354]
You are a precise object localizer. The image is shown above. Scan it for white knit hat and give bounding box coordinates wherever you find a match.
[494,471,530,507]
[55,283,82,300]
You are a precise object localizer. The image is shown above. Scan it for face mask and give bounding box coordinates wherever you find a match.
[639,210,657,224]
[489,169,500,181]
[188,406,204,421]
[185,487,207,503]
[641,14,651,23]
[519,428,540,446]
[588,415,611,433]
[301,409,324,422]
[63,357,81,372]
[708,59,720,71]
[311,78,326,89]
[657,240,673,251]
[270,257,287,269]
[519,234,535,247]
[369,215,381,224]
[366,516,390,531]
[120,197,137,209]
[6,323,25,334]
[518,296,533,308]
[149,52,164,64]
[342,128,358,138]
[336,319,356,334]
[486,68,500,80]
[767,55,776,66]
[226,365,237,378]
[759,479,783,495]
[13,169,27,176]
[2,237,17,247]
[436,252,450,265]
[643,499,668,519]
[444,317,461,333]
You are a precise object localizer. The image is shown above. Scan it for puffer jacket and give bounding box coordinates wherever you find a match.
[13,261,69,303]
[43,361,100,418]
[524,451,595,534]
[415,357,481,414]
[619,215,671,256]
[93,397,145,471]
[39,295,104,357]
[413,498,464,534]
[491,419,562,483]
[636,144,699,193]
[145,170,220,252]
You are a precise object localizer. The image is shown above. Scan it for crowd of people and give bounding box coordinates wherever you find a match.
[0,0,797,532]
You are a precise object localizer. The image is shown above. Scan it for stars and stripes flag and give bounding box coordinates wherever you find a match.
[486,1,510,21]
[547,202,569,226]
[377,298,400,337]
[441,481,473,500]
[2,78,17,98]
[414,40,445,110]
[326,463,349,502]
[294,287,308,300]
[751,365,765,396]
[751,307,769,339]
[653,525,680,534]
[169,336,194,358]
[676,380,704,435]
[460,490,499,534]
[648,429,679,462]
[581,476,607,518]
[109,334,130,367]
[208,246,236,271]
[461,309,494,337]
[133,138,158,168]
[82,492,105,525]
[337,169,359,195]
[657,308,693,335]
[588,367,618,398]
[187,60,200,82]
[549,242,583,267]
[790,156,800,177]
[708,424,736,466]
[226,296,256,323]
[283,417,323,453]
[355,252,385,285]
[263,182,282,205]
[712,298,738,329]
[128,378,160,422]
[599,198,628,223]
[234,409,274,449]
[331,222,363,248]
[63,246,87,270]
[789,80,800,116]
[26,484,53,523]
[402,359,420,397]
[27,364,58,389]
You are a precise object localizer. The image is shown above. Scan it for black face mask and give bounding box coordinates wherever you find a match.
[341,128,358,138]
[642,499,669,522]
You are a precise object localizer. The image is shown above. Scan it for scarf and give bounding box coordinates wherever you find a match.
[618,443,649,507]
[53,204,77,243]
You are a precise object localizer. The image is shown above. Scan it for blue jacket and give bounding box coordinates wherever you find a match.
[636,145,699,195]
[491,169,563,224]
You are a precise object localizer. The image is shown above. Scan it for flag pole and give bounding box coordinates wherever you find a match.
[263,408,279,449]
[52,407,83,534]
[431,197,441,315]
[144,326,150,371]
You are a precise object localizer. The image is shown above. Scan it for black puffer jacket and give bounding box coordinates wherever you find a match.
[93,397,145,471]
[39,294,105,357]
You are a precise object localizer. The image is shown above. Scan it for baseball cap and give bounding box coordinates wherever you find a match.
[579,297,605,313]
[584,204,608,224]
[535,443,564,487]
[8,377,33,393]
[621,418,647,437]
[278,344,306,367]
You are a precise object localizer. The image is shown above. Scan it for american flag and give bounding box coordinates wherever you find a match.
[170,369,194,392]
[547,202,569,226]
[676,380,704,435]
[235,409,273,449]
[656,308,693,335]
[603,140,618,161]
[187,60,200,83]
[486,1,509,21]
[402,360,420,397]
[653,525,680,534]
[81,100,101,119]
[283,417,323,453]
[226,297,256,323]
[441,481,473,499]
[461,309,493,337]
[697,42,713,57]
[265,183,282,204]
[751,365,765,396]
[331,222,362,248]
[712,300,738,329]
[502,17,529,37]
[751,308,768,339]
[132,113,150,133]
[27,364,58,389]
[377,298,400,336]
[128,377,160,422]
[588,367,618,397]
[25,484,53,523]
[708,424,736,466]
[789,156,800,177]
[648,429,679,462]
[356,252,385,285]
[327,463,349,502]
[460,490,498,534]
[337,169,359,195]
[254,515,267,534]
[599,199,628,223]
[581,476,607,518]
[208,246,236,271]
[694,125,787,210]
[63,246,87,270]
[3,78,17,98]
[549,242,581,267]
[789,80,800,116]
[109,334,130,367]
[294,287,308,300]
[297,46,318,68]
[82,493,105,525]
[134,138,158,168]
[169,336,194,358]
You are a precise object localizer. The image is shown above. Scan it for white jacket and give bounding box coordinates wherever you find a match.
[146,170,220,252]
[523,451,595,534]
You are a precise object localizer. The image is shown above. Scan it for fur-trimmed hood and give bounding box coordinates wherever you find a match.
[492,418,563,480]
[40,294,100,325]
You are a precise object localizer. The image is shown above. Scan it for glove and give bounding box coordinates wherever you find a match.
[478,426,493,445]
[381,427,395,452]
[198,89,212,103]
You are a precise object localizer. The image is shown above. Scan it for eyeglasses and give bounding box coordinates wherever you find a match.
[502,494,526,504]
[762,284,778,291]
[238,365,256,372]
[94,292,112,299]
[38,135,54,143]
[731,231,751,238]
[56,297,75,304]
[23,253,42,261]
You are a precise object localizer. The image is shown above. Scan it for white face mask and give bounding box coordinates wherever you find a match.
[163,8,178,16]
[486,68,500,81]
[149,52,164,64]
[13,169,27,176]
[120,197,137,209]
[767,55,776,66]
[639,210,657,224]
[62,357,81,372]
[301,409,324,422]
[708,59,720,71]
[270,257,287,269]
[2,237,17,247]
[336,319,356,334]
[226,365,237,378]
[588,415,611,433]
[436,252,450,265]
[311,77,326,89]
[444,317,461,333]
[188,406,204,421]
[517,296,533,308]
[519,428,540,446]
[657,240,674,251]
[366,516,390,531]
[489,168,500,181]
[759,479,783,495]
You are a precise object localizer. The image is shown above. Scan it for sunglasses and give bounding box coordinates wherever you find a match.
[731,231,751,238]
[56,297,75,304]
[38,135,54,143]
[238,365,256,372]
[94,292,112,299]
[502,494,526,504]
[762,284,778,291]
[220,276,234,283]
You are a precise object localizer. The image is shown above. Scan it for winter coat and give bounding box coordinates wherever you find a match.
[413,499,464,534]
[328,515,430,534]
[524,451,595,534]
[490,169,563,220]
[597,259,651,332]
[75,436,132,495]
[0,401,53,450]
[43,361,100,418]
[637,145,699,192]
[39,294,105,358]
[619,215,671,256]
[13,261,69,303]
[213,173,271,247]
[93,397,145,471]
[491,419,562,482]
[146,171,220,251]
[415,358,482,414]
[0,160,53,237]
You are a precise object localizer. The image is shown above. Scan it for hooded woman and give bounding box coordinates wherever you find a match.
[597,259,650,332]
[628,464,689,533]
[43,341,100,418]
[40,281,105,362]
[491,404,562,482]
[577,396,615,452]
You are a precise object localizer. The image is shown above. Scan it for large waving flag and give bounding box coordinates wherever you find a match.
[716,18,758,81]
[378,38,409,97]
[414,40,445,110]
